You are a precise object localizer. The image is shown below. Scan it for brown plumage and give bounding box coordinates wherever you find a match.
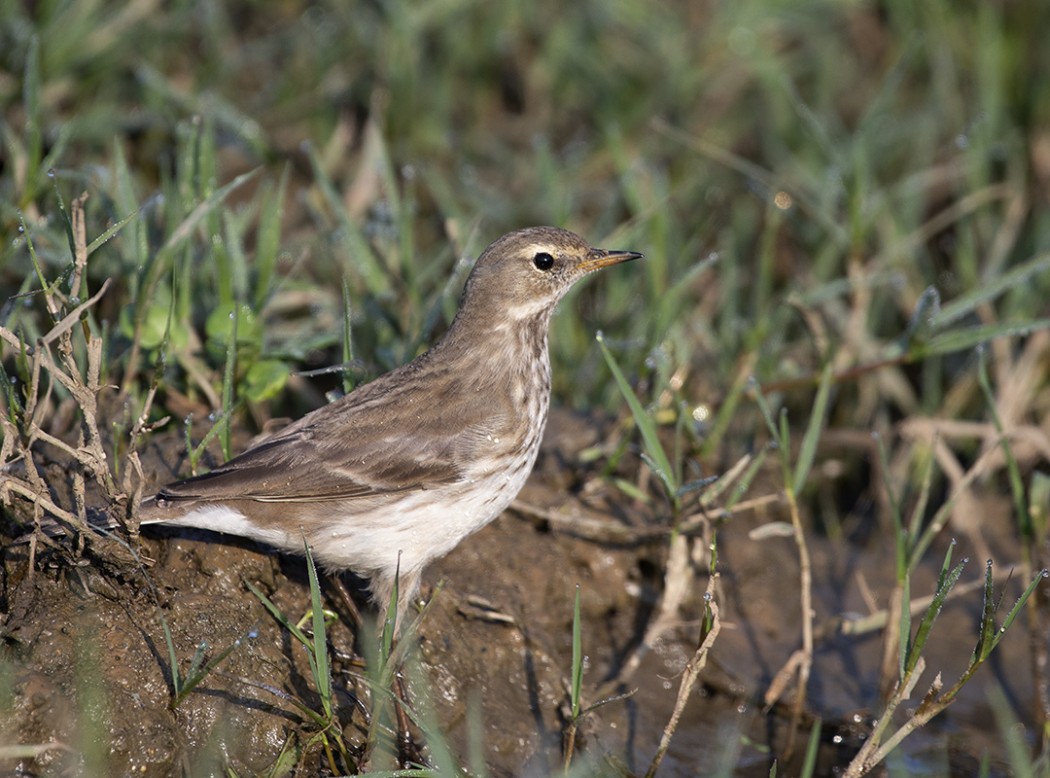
[139,227,641,626]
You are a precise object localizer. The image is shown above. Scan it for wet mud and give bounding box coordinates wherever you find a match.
[0,409,1035,776]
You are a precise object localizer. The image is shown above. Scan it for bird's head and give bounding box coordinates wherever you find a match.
[455,226,642,326]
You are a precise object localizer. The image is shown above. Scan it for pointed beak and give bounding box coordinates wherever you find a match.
[579,248,644,273]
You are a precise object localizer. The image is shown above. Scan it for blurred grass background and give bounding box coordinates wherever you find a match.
[2,0,1050,772]
[3,0,1049,428]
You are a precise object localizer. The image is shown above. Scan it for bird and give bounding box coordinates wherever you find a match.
[138,226,642,627]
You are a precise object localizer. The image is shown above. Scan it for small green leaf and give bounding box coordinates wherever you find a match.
[205,301,261,346]
[120,287,189,351]
[244,359,291,402]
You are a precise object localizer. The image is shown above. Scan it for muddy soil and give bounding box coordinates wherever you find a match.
[0,408,1037,776]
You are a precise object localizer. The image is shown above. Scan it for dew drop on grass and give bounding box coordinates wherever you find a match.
[47,168,56,178]
[208,412,217,422]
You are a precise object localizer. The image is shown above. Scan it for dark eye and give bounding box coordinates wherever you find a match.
[533,252,555,271]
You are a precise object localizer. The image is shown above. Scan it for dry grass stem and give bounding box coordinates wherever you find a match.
[783,482,815,759]
[1,196,149,549]
[843,658,930,778]
[643,579,721,778]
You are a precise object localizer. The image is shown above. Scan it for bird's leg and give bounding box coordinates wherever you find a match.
[326,573,364,635]
[325,573,422,766]
[384,569,424,766]
[394,670,421,768]
[371,567,428,767]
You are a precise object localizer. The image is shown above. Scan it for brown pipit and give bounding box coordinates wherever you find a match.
[139,227,641,624]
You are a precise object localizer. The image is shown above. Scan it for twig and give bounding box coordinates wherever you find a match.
[843,658,928,778]
[38,278,112,347]
[0,477,82,527]
[69,192,89,295]
[644,580,721,778]
[0,325,34,353]
[783,483,814,759]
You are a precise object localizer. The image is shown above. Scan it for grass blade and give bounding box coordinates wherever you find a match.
[979,568,1048,662]
[245,580,312,647]
[158,167,261,258]
[917,319,1050,358]
[161,619,183,698]
[597,331,676,495]
[905,546,964,676]
[571,585,583,719]
[304,540,332,718]
[792,363,833,495]
[931,251,1050,328]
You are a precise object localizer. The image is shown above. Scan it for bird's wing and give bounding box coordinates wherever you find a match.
[152,351,516,506]
[154,402,468,505]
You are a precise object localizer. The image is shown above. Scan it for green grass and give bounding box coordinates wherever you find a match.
[3,0,1050,774]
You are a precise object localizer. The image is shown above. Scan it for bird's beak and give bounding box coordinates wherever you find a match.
[579,248,644,273]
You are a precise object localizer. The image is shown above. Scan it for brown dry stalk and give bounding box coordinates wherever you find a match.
[843,658,931,778]
[787,482,814,760]
[1,194,150,546]
[644,577,721,778]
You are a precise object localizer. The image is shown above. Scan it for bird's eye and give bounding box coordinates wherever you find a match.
[533,252,555,271]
